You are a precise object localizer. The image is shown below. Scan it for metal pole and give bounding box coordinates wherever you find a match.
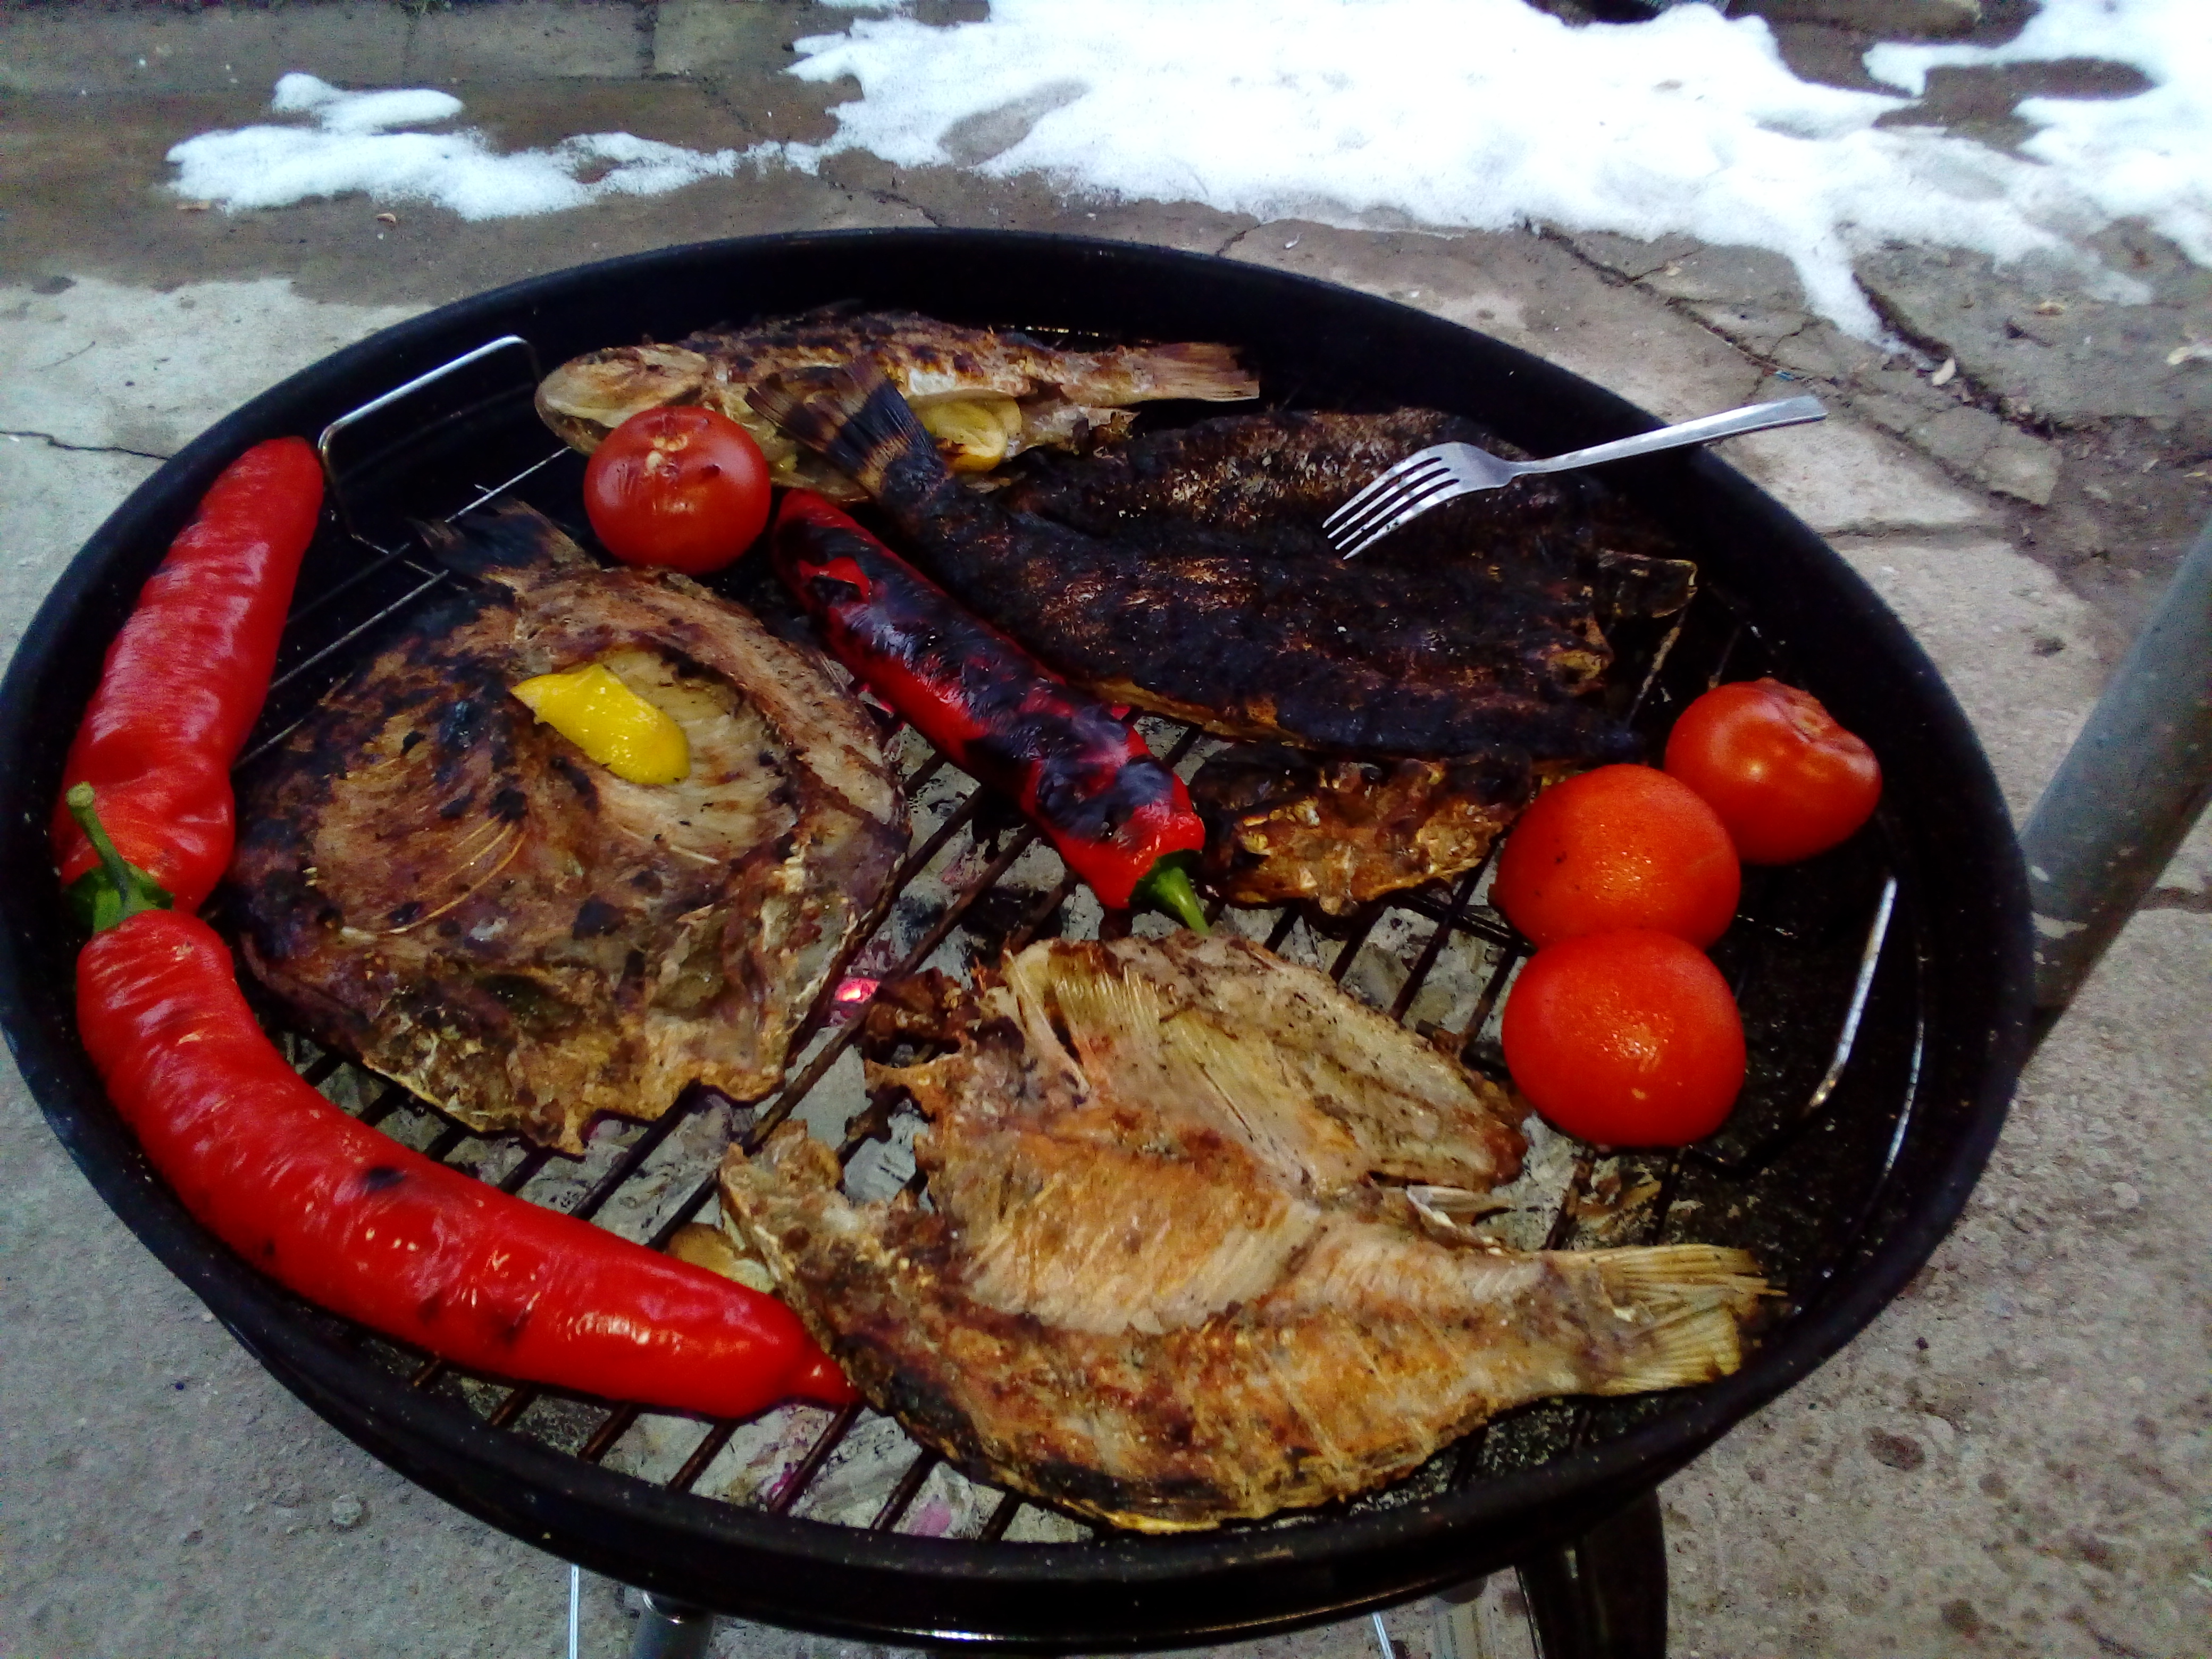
[627,1591,717,1659]
[2020,514,2212,1024]
[1515,1488,1668,1659]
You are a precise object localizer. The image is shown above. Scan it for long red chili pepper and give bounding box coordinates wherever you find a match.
[51,437,324,923]
[773,490,1209,928]
[74,901,851,1415]
[57,439,853,1417]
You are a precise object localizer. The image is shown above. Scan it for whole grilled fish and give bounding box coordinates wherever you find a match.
[537,308,1259,497]
[746,366,1641,764]
[720,934,1768,1531]
[229,505,907,1153]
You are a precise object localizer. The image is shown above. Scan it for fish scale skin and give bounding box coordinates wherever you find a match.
[535,309,1258,497]
[720,936,1765,1530]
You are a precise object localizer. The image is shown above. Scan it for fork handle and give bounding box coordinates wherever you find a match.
[1521,395,1825,474]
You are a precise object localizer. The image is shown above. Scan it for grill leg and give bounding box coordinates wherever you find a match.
[627,1591,717,1659]
[2020,511,2212,1029]
[1513,1488,1667,1659]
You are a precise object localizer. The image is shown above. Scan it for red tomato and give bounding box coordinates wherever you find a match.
[1501,931,1745,1146]
[1664,678,1882,865]
[583,407,771,574]
[1490,764,1740,949]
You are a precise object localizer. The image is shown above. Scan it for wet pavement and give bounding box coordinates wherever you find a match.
[2,4,2207,1656]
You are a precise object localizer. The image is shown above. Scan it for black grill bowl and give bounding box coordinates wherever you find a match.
[0,231,2031,1650]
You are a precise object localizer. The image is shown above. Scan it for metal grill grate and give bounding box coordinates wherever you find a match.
[240,333,1920,1549]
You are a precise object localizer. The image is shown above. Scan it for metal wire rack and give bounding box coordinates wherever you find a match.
[231,332,1923,1553]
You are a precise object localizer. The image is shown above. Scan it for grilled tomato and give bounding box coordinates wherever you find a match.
[1664,678,1882,865]
[1501,930,1745,1145]
[584,407,770,574]
[1490,764,1740,949]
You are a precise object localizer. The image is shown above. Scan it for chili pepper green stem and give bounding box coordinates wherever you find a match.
[65,782,173,933]
[1132,852,1210,934]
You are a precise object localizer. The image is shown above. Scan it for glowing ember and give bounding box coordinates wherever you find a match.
[831,976,879,1016]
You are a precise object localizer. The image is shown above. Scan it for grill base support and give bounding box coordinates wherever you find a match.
[629,1592,716,1659]
[1515,1489,1667,1659]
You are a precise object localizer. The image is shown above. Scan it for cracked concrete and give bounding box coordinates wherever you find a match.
[0,430,170,460]
[2,4,2207,1657]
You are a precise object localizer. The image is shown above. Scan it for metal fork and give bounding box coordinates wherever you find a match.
[1325,394,1826,559]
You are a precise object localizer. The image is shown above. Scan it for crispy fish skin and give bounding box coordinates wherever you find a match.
[932,934,1528,1203]
[1192,743,1532,915]
[747,366,1638,764]
[719,936,1765,1531]
[1002,413,1697,906]
[229,505,906,1153]
[536,309,1258,496]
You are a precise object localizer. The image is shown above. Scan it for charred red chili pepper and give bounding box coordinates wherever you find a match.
[773,491,1209,929]
[70,880,851,1417]
[51,437,325,925]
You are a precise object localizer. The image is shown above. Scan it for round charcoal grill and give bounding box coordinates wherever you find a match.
[0,234,2033,1654]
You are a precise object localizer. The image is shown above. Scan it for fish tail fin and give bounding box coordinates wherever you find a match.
[747,363,950,509]
[1110,341,1261,403]
[1577,1244,1772,1394]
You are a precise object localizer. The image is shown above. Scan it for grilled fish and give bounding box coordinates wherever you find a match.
[1191,744,1532,915]
[747,368,1642,765]
[229,504,906,1153]
[720,935,1767,1530]
[537,309,1259,497]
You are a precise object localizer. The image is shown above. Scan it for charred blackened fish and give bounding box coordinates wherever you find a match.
[1191,743,1532,915]
[229,504,906,1153]
[537,308,1259,496]
[746,367,1643,764]
[720,934,1768,1531]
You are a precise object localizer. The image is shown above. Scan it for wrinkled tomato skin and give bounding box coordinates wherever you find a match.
[1664,678,1882,865]
[1490,764,1740,949]
[584,407,772,574]
[1501,931,1746,1146]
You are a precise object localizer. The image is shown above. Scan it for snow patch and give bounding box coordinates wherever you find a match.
[167,74,767,221]
[1867,0,2212,266]
[163,2,2211,341]
[759,0,2202,338]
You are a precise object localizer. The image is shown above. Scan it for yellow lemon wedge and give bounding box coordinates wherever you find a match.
[916,396,1024,473]
[510,663,690,785]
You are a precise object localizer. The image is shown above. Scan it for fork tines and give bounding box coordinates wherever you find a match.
[1323,451,1467,560]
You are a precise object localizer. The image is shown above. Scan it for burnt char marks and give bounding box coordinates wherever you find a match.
[548,751,600,808]
[750,362,960,514]
[1019,1455,1227,1524]
[571,896,623,939]
[228,501,908,1155]
[437,697,489,759]
[782,516,1185,850]
[420,502,590,580]
[769,390,1648,762]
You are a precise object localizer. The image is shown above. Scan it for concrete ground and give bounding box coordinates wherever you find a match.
[2,4,2207,1656]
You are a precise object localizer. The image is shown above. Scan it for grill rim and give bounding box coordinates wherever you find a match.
[0,229,2032,1648]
